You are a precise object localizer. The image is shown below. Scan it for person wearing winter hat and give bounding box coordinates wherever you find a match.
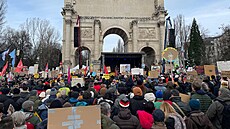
[144,92,156,102]
[22,100,41,128]
[49,99,63,109]
[152,109,167,129]
[44,88,57,105]
[113,97,141,129]
[154,90,164,109]
[29,90,42,112]
[129,87,147,116]
[185,99,214,129]
[137,101,155,129]
[42,89,51,102]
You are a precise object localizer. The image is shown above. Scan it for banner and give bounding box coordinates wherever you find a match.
[131,68,144,75]
[221,71,230,79]
[217,61,230,72]
[72,76,85,87]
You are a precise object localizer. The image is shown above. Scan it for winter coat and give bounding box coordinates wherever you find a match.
[129,95,147,116]
[113,108,141,129]
[137,110,153,129]
[3,99,18,114]
[170,96,191,117]
[37,104,48,120]
[29,96,42,111]
[191,90,212,112]
[165,113,186,129]
[19,92,30,100]
[58,95,69,104]
[101,114,120,129]
[185,110,214,129]
[24,111,41,128]
[0,94,10,103]
[206,88,230,129]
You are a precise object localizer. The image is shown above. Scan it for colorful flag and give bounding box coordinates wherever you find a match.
[84,66,88,76]
[45,63,48,72]
[2,49,9,61]
[67,66,71,84]
[1,61,8,76]
[104,65,109,74]
[15,59,23,73]
[9,49,16,67]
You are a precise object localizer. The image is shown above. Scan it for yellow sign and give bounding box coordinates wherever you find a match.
[102,74,110,80]
[109,72,115,76]
[34,73,39,79]
[204,65,216,77]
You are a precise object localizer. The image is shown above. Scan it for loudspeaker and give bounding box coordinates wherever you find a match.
[169,29,175,48]
[74,27,79,47]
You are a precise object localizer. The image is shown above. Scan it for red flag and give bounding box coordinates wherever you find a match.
[84,66,88,76]
[104,65,108,74]
[45,63,48,72]
[15,60,23,73]
[1,62,8,76]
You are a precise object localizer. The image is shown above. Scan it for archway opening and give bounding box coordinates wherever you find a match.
[75,46,91,67]
[141,47,156,69]
[103,27,128,52]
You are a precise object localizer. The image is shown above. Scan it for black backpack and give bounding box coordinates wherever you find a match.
[217,100,230,129]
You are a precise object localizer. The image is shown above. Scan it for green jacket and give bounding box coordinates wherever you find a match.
[191,90,212,112]
[25,112,41,128]
[101,114,120,129]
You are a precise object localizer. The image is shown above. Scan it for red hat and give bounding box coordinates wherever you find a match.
[119,97,130,108]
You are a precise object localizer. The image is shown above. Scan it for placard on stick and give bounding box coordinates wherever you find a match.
[204,65,216,77]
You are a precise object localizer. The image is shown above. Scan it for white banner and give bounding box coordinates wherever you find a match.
[217,61,230,72]
[131,68,144,75]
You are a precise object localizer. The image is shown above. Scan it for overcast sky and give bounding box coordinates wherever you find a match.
[5,0,230,51]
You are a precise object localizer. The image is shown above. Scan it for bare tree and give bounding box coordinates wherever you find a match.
[173,14,190,67]
[0,0,6,27]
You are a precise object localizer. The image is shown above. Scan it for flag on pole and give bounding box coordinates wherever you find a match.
[104,65,109,74]
[45,63,48,72]
[84,66,88,76]
[9,49,16,67]
[0,61,8,76]
[2,49,9,61]
[67,66,71,84]
[15,59,23,73]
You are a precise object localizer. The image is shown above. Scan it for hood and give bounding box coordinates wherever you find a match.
[38,104,48,110]
[118,108,132,120]
[20,92,30,99]
[170,96,182,102]
[217,88,230,101]
[101,114,115,128]
[137,110,153,129]
[196,90,206,95]
[69,98,78,103]
[189,111,210,127]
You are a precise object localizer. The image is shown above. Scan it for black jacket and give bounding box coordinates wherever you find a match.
[129,96,147,116]
[113,108,141,129]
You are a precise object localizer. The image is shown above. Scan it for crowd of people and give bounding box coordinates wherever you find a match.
[0,72,230,129]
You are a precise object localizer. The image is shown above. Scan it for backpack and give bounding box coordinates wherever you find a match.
[217,100,230,129]
[26,121,35,129]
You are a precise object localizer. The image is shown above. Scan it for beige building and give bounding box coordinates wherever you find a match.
[62,0,167,71]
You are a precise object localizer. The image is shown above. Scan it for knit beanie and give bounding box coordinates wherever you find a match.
[156,90,163,98]
[22,100,34,111]
[153,109,165,122]
[189,99,200,111]
[144,93,156,102]
[132,87,143,96]
[119,97,130,108]
[50,88,57,96]
[50,99,63,109]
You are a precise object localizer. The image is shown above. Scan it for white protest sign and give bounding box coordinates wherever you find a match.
[28,66,34,74]
[217,61,230,72]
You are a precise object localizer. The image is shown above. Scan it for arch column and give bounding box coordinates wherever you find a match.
[132,20,138,52]
[94,20,101,60]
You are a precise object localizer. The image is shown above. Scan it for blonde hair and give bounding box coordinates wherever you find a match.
[11,111,26,127]
[160,102,176,118]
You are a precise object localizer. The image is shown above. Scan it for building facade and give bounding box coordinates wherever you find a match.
[62,0,167,71]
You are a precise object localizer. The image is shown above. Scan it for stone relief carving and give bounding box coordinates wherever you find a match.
[139,27,156,39]
[81,27,93,39]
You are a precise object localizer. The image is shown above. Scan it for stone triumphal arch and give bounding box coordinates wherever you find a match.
[62,0,167,70]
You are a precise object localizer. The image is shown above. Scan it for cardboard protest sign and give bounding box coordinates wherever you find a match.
[48,105,101,129]
[179,93,190,103]
[187,70,198,76]
[221,71,230,79]
[28,66,35,74]
[131,68,143,75]
[204,65,216,77]
[149,70,159,78]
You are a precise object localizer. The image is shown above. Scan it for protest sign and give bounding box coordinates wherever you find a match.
[28,66,34,74]
[102,74,110,80]
[195,66,204,75]
[131,68,144,75]
[204,65,216,77]
[48,105,101,129]
[221,71,230,79]
[120,64,130,73]
[72,77,84,87]
[217,61,230,72]
[149,70,159,78]
[187,70,198,76]
[34,64,39,74]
